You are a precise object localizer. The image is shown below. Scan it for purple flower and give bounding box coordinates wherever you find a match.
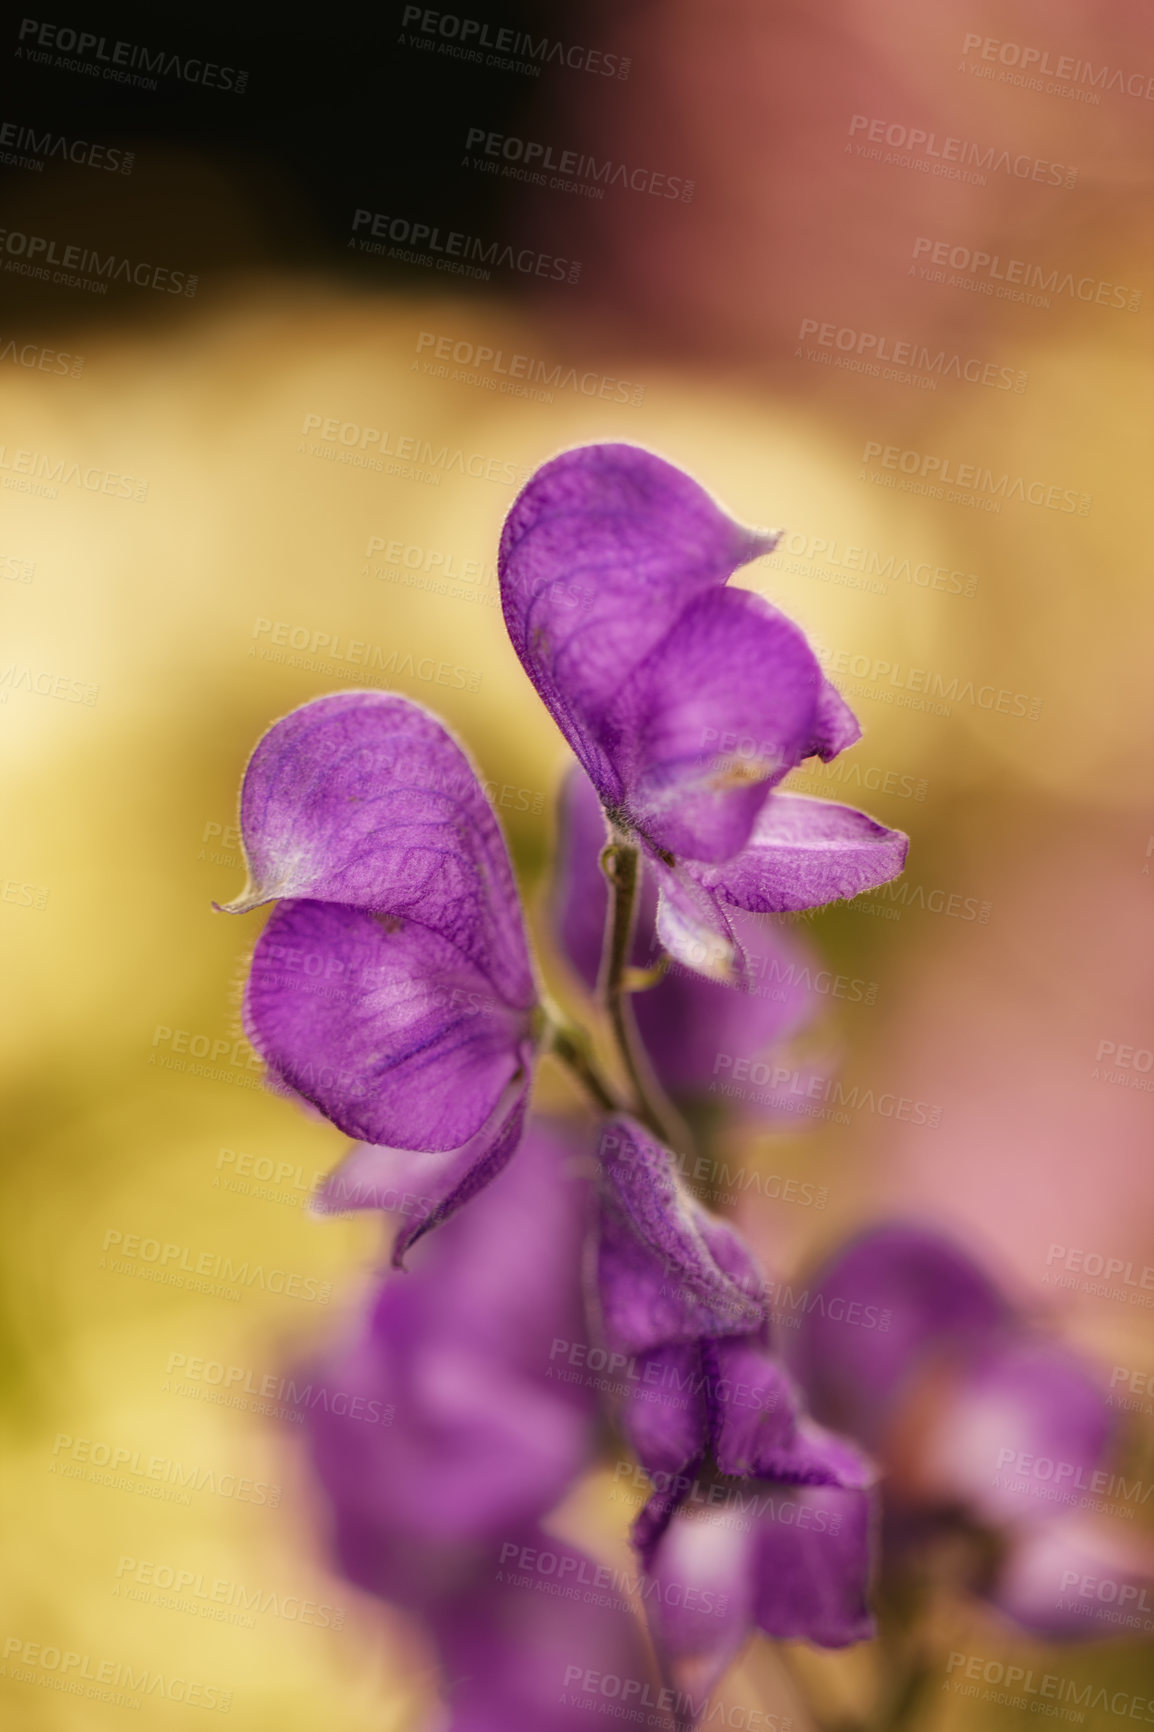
[306,1119,661,1726]
[306,1119,598,1604]
[993,1515,1154,1643]
[554,764,825,1118]
[595,1117,875,1691]
[218,691,537,1259]
[790,1223,1150,1640]
[642,1483,875,1705]
[500,444,908,982]
[790,1222,1011,1452]
[424,1523,659,1732]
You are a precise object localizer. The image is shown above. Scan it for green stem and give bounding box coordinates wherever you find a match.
[598,841,687,1150]
[547,1019,621,1117]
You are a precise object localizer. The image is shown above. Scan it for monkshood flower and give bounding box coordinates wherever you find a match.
[791,1224,1154,1640]
[500,442,908,982]
[307,1120,660,1728]
[426,1522,659,1732]
[554,764,824,1121]
[596,1117,875,1698]
[306,1119,598,1605]
[217,691,538,1261]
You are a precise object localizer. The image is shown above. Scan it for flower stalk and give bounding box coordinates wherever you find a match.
[598,839,689,1152]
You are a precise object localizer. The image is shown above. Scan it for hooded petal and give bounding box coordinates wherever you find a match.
[604,587,824,863]
[220,690,534,1008]
[692,793,908,914]
[246,898,532,1151]
[790,1223,1010,1449]
[751,1485,875,1645]
[499,444,777,804]
[597,1117,765,1354]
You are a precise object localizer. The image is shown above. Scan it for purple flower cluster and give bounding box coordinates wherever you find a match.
[791,1225,1154,1643]
[222,444,1146,1725]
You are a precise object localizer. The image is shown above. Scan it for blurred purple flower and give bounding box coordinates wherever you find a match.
[791,1223,1154,1639]
[596,1117,875,1694]
[307,1119,596,1598]
[218,691,538,1259]
[643,1483,875,1706]
[305,1119,660,1726]
[554,764,825,1120]
[500,443,908,982]
[425,1523,660,1732]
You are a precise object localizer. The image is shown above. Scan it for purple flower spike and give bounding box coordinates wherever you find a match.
[501,444,907,981]
[596,1120,873,1548]
[218,692,538,1252]
[306,1121,664,1726]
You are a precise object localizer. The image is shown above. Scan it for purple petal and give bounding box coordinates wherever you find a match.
[806,678,862,762]
[220,691,533,1008]
[605,588,823,863]
[315,1076,532,1267]
[707,1340,875,1490]
[553,762,615,994]
[620,1346,712,1483]
[916,1336,1113,1528]
[692,793,908,914]
[643,1505,757,1710]
[313,1136,467,1217]
[790,1223,1010,1448]
[391,1081,530,1267]
[307,1121,597,1561]
[554,766,823,1102]
[643,1482,875,1703]
[990,1515,1154,1641]
[246,899,533,1151]
[636,914,820,1103]
[499,444,777,804]
[652,861,747,985]
[751,1485,875,1646]
[428,1525,659,1732]
[705,1338,802,1477]
[597,1117,765,1354]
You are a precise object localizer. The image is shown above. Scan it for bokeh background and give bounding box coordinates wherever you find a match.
[2,0,1152,1724]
